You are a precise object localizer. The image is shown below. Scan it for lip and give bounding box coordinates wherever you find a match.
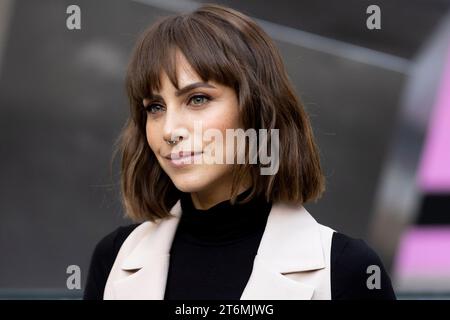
[164,151,203,168]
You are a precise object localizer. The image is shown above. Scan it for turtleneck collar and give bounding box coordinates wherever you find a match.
[177,188,272,245]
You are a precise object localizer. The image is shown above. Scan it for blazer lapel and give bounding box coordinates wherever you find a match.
[110,201,182,299]
[109,200,327,300]
[240,202,326,300]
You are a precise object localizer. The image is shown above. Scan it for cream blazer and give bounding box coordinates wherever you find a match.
[103,200,336,300]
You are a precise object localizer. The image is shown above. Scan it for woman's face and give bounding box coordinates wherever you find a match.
[144,51,243,202]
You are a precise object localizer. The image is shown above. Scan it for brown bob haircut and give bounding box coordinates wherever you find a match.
[116,3,326,222]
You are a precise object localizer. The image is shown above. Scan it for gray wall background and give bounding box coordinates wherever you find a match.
[0,0,448,297]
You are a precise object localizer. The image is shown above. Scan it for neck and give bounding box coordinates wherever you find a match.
[178,185,272,245]
[190,176,252,210]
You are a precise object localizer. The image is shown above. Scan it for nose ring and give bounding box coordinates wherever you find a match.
[167,140,177,145]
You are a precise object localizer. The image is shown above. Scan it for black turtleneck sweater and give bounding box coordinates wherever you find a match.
[84,191,397,300]
[163,188,272,300]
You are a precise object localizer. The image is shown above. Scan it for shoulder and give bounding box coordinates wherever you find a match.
[330,232,397,300]
[94,224,141,258]
[331,232,382,268]
[83,223,141,300]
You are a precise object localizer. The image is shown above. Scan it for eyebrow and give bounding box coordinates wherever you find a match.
[149,82,216,101]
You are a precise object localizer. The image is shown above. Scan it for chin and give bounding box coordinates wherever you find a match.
[168,170,213,193]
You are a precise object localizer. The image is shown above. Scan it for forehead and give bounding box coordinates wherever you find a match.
[157,51,203,92]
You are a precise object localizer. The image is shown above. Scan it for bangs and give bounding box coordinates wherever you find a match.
[127,13,250,106]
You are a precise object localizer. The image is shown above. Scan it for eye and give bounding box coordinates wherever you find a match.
[188,94,210,106]
[144,103,165,114]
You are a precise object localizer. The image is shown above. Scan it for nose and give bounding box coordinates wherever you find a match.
[162,106,188,145]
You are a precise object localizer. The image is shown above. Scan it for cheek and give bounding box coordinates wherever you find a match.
[198,102,241,164]
[201,100,240,133]
[202,114,237,134]
[145,121,160,153]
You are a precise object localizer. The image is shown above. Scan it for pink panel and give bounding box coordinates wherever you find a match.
[394,226,450,277]
[418,44,450,192]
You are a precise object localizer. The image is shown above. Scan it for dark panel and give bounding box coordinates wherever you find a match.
[417,194,450,224]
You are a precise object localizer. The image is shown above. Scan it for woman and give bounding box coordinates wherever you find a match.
[84,4,396,300]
